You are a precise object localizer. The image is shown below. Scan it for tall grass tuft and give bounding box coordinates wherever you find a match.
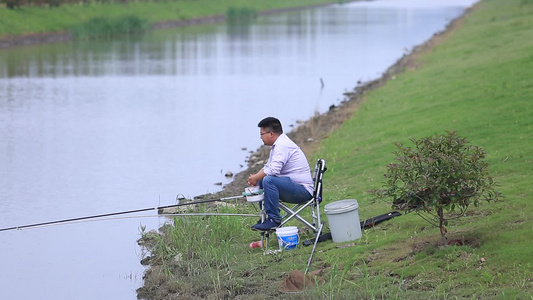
[72,15,150,40]
[138,203,262,295]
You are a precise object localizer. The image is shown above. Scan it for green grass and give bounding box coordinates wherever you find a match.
[0,0,339,37]
[138,0,533,298]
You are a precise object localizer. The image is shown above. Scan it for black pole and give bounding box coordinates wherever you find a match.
[0,195,244,232]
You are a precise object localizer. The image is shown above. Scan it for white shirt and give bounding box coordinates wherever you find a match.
[263,133,314,195]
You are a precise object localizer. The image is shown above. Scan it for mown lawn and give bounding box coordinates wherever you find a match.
[138,0,532,298]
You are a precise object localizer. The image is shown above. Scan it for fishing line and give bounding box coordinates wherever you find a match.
[162,213,260,217]
[4,214,164,231]
[0,194,246,232]
[2,212,261,231]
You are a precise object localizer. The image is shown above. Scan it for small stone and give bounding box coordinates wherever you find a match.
[140,256,152,266]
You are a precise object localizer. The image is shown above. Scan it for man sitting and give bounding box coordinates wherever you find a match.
[247,117,314,231]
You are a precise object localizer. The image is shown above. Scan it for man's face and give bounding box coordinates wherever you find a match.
[259,128,274,146]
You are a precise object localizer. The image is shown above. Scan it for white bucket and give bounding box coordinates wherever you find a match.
[324,199,362,243]
[275,226,299,250]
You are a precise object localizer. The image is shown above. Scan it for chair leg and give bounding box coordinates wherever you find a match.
[260,231,267,249]
[259,201,271,251]
[279,201,320,232]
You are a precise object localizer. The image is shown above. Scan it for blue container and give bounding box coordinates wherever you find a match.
[275,226,299,250]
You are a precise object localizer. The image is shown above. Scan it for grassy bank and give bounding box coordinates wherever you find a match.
[138,0,533,298]
[0,0,340,38]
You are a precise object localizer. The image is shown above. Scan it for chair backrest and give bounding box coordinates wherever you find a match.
[312,159,327,203]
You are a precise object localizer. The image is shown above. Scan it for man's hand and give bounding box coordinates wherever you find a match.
[247,168,265,186]
[247,174,258,186]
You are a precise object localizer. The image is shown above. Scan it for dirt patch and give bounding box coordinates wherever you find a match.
[446,236,482,248]
[410,234,482,254]
[0,31,72,49]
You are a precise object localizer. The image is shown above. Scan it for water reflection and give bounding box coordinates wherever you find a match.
[0,1,471,79]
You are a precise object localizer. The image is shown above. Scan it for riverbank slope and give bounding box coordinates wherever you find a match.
[138,0,532,298]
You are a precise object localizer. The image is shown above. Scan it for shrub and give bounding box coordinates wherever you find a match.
[72,15,150,40]
[226,6,257,23]
[3,0,21,9]
[371,131,501,241]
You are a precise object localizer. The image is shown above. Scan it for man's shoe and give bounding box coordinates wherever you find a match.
[251,219,280,232]
[250,219,262,230]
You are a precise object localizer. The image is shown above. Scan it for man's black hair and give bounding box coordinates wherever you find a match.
[258,117,283,134]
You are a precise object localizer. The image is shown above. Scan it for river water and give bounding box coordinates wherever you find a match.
[0,0,476,299]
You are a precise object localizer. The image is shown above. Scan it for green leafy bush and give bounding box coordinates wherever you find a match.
[371,131,501,241]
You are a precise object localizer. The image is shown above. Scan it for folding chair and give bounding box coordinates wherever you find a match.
[278,158,326,233]
[258,159,327,250]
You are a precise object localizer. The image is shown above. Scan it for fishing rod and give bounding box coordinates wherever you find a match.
[0,194,246,232]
